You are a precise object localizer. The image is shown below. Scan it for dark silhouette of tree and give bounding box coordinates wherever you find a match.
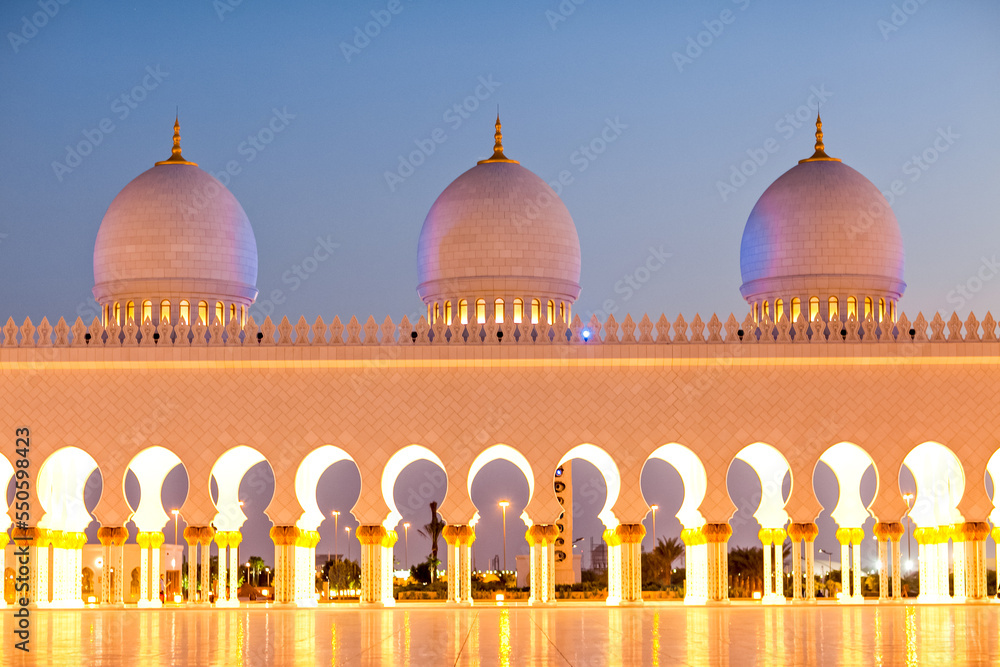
[417,500,446,582]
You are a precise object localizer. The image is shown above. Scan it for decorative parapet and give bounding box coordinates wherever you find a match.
[1,311,998,347]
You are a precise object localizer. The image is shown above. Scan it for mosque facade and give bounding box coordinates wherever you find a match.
[2,115,999,609]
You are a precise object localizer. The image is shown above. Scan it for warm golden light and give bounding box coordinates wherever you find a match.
[498,500,510,508]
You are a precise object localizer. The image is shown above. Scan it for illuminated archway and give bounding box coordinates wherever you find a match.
[467,444,535,527]
[295,445,358,531]
[125,446,186,533]
[380,445,448,531]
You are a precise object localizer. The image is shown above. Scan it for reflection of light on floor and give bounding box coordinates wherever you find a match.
[652,611,660,667]
[404,610,411,660]
[330,622,338,663]
[873,608,882,666]
[499,608,511,666]
[905,605,917,666]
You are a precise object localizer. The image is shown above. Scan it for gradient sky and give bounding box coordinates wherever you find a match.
[3,2,999,573]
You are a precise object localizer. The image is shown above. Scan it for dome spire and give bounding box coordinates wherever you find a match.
[477,111,519,164]
[155,114,197,166]
[798,112,841,163]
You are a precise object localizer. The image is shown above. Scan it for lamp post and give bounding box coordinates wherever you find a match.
[818,548,833,580]
[264,567,269,587]
[650,505,659,551]
[403,522,410,569]
[499,500,510,574]
[332,510,340,562]
[902,493,914,567]
[346,526,352,562]
[245,562,251,588]
[171,509,179,545]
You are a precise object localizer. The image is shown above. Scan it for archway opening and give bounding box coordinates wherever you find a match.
[469,456,531,584]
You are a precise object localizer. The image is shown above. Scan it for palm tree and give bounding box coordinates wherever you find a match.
[417,500,446,582]
[651,537,684,584]
[247,556,266,586]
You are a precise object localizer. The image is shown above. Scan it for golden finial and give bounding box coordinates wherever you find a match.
[155,114,197,166]
[477,112,519,164]
[799,112,841,163]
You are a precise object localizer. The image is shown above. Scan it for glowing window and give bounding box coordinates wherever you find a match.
[774,299,784,322]
[752,302,758,322]
[531,299,540,324]
[444,301,452,324]
[160,300,170,324]
[458,300,468,325]
[763,301,770,320]
[791,298,801,322]
[559,302,566,323]
[889,301,895,322]
[494,298,504,324]
[113,302,121,326]
[864,297,873,320]
[126,301,135,325]
[426,303,432,323]
[140,300,152,324]
[878,298,886,323]
[179,300,190,325]
[547,300,555,325]
[215,302,224,325]
[828,296,839,321]
[513,298,523,324]
[240,306,246,327]
[476,299,486,324]
[847,296,857,319]
[198,301,208,326]
[808,297,819,322]
[230,304,237,323]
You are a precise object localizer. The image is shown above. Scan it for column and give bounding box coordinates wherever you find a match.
[182,527,198,604]
[888,523,904,600]
[214,531,229,606]
[681,527,708,605]
[788,524,803,602]
[137,532,151,606]
[50,531,66,606]
[759,529,774,601]
[291,530,320,607]
[962,522,990,601]
[603,528,622,606]
[836,528,851,602]
[704,523,732,604]
[915,527,933,601]
[952,524,967,602]
[443,525,476,605]
[112,526,128,605]
[198,528,215,604]
[525,524,558,605]
[357,525,388,607]
[269,526,298,604]
[67,531,87,606]
[936,527,950,601]
[151,532,164,606]
[227,531,241,605]
[773,528,786,603]
[851,528,863,603]
[381,530,397,606]
[798,523,819,601]
[874,522,890,602]
[616,524,645,605]
[0,531,9,608]
[97,528,113,605]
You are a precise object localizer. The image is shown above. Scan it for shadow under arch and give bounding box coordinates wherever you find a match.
[211,445,273,531]
[467,444,535,528]
[381,444,448,531]
[37,446,101,533]
[125,446,187,533]
[294,445,359,531]
[558,443,621,531]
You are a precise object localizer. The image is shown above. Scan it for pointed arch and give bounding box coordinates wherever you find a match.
[381,445,448,530]
[559,444,620,529]
[467,444,535,527]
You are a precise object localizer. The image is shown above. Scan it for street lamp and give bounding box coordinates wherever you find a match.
[902,493,914,566]
[818,548,833,579]
[650,505,659,550]
[345,526,352,562]
[171,509,180,545]
[499,500,510,574]
[265,567,270,587]
[246,561,251,588]
[403,522,410,569]
[332,510,340,562]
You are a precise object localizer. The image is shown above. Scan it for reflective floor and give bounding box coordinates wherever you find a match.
[2,602,998,666]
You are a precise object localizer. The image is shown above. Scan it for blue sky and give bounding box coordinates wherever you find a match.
[3,1,998,569]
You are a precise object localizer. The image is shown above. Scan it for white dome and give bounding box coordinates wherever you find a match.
[93,125,258,308]
[417,123,581,307]
[739,124,904,312]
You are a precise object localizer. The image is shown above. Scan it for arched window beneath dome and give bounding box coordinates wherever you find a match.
[160,300,170,324]
[889,301,896,322]
[230,304,238,324]
[475,299,486,324]
[513,299,523,324]
[198,301,208,326]
[458,300,468,325]
[547,300,555,325]
[864,297,873,320]
[762,301,770,320]
[126,301,135,325]
[774,299,784,322]
[828,296,839,321]
[751,302,758,322]
[494,299,504,324]
[179,300,190,325]
[558,301,566,324]
[112,302,121,326]
[791,298,801,323]
[878,298,886,323]
[847,296,857,320]
[215,302,224,325]
[141,300,152,324]
[444,301,452,324]
[240,306,246,327]
[531,299,540,324]
[433,302,440,324]
[808,297,819,322]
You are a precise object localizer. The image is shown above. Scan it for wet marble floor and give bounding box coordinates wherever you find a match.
[2,601,998,666]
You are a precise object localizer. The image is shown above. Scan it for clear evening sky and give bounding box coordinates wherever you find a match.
[2,2,998,570]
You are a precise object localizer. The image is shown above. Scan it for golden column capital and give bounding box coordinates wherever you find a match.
[615,523,646,544]
[703,523,733,543]
[356,525,388,546]
[524,524,558,547]
[268,525,299,546]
